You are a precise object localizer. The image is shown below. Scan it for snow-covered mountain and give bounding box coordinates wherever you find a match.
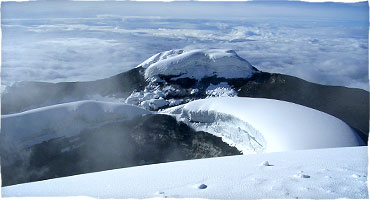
[0,48,368,199]
[2,146,368,199]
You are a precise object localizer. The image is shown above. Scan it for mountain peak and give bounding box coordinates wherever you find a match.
[138,49,256,80]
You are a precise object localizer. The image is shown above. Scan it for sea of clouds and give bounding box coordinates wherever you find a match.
[1,1,369,90]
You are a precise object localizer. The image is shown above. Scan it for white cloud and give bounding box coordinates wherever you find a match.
[1,2,368,90]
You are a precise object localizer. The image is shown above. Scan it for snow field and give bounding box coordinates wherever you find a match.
[2,146,367,199]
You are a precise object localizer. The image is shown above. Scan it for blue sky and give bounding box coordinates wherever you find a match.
[1,1,369,90]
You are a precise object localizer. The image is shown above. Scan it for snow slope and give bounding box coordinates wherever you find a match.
[0,100,151,147]
[2,146,368,199]
[162,97,364,153]
[138,49,256,80]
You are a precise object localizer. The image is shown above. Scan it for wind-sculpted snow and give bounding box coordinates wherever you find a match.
[139,49,256,80]
[2,146,367,199]
[187,111,266,154]
[124,83,188,111]
[124,78,238,111]
[163,97,364,153]
[1,100,151,147]
[163,107,265,154]
[205,82,237,98]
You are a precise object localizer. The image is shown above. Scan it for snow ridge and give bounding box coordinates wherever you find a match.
[1,100,151,147]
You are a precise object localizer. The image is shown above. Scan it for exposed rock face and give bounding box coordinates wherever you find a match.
[1,114,241,186]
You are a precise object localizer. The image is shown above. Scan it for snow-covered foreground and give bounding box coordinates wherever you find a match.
[1,100,151,147]
[162,97,364,154]
[2,146,368,199]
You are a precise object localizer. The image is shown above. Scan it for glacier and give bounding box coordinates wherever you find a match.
[162,97,364,153]
[139,49,256,80]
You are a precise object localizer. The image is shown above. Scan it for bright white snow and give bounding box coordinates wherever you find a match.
[138,49,256,80]
[124,83,186,110]
[0,100,151,147]
[2,146,367,199]
[205,82,237,98]
[162,97,364,153]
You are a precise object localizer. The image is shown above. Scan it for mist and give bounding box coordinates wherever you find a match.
[0,112,241,186]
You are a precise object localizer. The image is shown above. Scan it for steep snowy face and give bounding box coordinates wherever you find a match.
[162,97,364,153]
[1,100,151,147]
[138,49,256,80]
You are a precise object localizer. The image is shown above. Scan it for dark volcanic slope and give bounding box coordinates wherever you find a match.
[238,72,369,141]
[1,67,146,114]
[1,114,240,186]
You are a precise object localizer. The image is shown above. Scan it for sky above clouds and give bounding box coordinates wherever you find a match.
[1,1,369,90]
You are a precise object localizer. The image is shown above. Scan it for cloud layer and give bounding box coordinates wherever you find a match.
[1,1,369,90]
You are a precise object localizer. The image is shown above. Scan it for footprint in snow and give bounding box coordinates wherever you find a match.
[351,174,366,179]
[198,184,208,189]
[293,173,310,178]
[351,174,360,178]
[260,161,273,166]
[155,191,168,198]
